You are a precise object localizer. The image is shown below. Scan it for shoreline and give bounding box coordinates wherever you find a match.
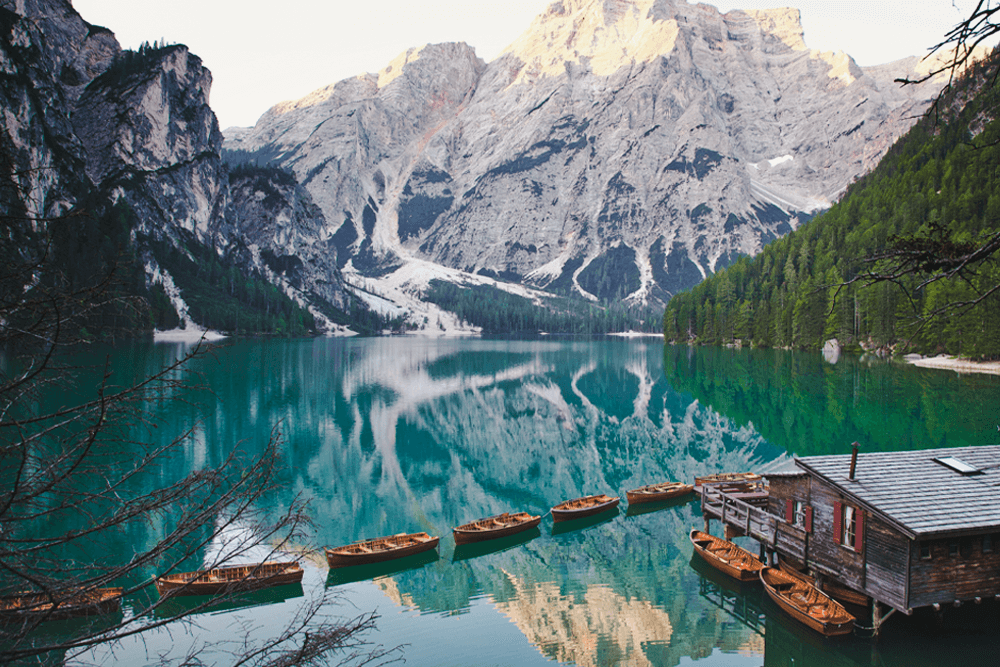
[607,331,663,338]
[153,328,227,343]
[904,354,1000,376]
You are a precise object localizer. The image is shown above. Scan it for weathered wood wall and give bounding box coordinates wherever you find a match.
[864,513,908,610]
[800,478,867,593]
[766,476,806,517]
[909,534,1000,608]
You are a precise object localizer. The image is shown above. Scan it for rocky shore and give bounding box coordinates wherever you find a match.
[903,354,1000,376]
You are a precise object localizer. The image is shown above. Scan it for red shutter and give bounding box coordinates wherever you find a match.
[833,501,842,541]
[854,509,865,554]
[785,499,794,523]
[804,506,813,533]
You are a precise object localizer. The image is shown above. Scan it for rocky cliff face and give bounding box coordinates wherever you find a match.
[226,165,347,312]
[72,44,229,241]
[226,0,957,308]
[1,0,349,330]
[1,0,117,220]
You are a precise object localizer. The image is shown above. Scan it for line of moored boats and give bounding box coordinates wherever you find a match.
[323,481,696,567]
[0,481,693,621]
[3,471,859,638]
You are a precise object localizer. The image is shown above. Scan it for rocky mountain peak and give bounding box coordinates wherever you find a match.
[502,0,681,82]
[736,7,808,52]
[223,0,969,323]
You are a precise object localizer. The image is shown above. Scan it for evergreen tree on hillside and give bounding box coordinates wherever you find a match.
[663,48,1000,358]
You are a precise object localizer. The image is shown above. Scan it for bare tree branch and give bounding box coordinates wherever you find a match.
[1,127,389,667]
[896,1,1000,91]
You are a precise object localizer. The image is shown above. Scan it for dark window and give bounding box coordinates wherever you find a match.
[919,542,932,560]
[984,534,994,554]
[949,540,959,557]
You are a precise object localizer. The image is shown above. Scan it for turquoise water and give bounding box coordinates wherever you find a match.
[21,338,1000,665]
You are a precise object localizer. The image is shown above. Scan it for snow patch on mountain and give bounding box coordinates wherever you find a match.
[222,0,976,312]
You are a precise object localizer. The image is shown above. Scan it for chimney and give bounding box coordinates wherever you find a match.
[849,441,860,480]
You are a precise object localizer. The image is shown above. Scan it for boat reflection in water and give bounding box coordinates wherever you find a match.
[58,337,1000,667]
[452,527,541,563]
[762,608,864,667]
[326,550,441,588]
[550,507,621,536]
[152,581,305,619]
[625,493,696,517]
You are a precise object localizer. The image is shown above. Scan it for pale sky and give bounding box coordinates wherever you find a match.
[71,1,987,130]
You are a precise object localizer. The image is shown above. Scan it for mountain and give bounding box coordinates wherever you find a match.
[0,0,358,336]
[224,0,959,319]
[661,48,1000,357]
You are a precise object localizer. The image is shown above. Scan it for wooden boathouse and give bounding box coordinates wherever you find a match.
[701,444,1000,628]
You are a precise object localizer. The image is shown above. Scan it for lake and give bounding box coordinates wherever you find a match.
[23,337,1000,666]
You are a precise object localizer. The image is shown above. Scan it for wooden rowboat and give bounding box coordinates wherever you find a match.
[0,587,123,621]
[694,472,763,487]
[326,532,439,569]
[453,512,541,545]
[689,530,763,582]
[694,472,765,495]
[777,557,870,608]
[760,567,855,636]
[551,494,619,522]
[626,481,694,504]
[155,561,303,596]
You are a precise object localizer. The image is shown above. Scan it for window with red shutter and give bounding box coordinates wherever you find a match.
[854,509,865,553]
[785,499,794,523]
[804,506,813,533]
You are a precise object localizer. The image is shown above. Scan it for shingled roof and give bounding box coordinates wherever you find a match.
[793,445,1000,539]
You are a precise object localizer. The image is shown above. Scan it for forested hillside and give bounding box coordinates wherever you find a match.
[424,280,661,334]
[663,49,1000,359]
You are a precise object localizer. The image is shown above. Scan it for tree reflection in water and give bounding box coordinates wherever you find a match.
[54,338,1000,666]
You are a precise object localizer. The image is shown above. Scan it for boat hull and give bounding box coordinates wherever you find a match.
[155,562,303,596]
[689,530,763,582]
[0,587,123,621]
[626,483,693,504]
[326,532,440,568]
[760,567,855,637]
[777,557,870,608]
[551,495,620,522]
[453,513,542,545]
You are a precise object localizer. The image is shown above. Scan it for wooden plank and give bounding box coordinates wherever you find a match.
[908,535,1000,607]
[865,514,907,610]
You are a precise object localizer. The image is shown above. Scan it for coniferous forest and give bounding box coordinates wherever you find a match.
[425,280,662,334]
[663,50,1000,359]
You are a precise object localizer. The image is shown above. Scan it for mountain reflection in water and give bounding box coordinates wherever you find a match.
[54,338,1000,666]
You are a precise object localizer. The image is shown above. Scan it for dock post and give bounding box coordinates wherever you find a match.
[872,602,897,639]
[704,517,711,533]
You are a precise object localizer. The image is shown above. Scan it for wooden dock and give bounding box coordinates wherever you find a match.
[700,484,808,561]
